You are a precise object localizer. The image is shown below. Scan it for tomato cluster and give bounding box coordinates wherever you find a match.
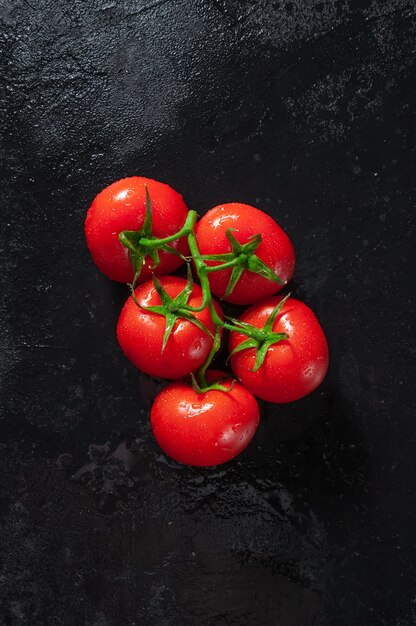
[85,177,329,467]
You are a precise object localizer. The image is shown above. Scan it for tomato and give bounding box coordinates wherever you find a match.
[117,276,223,379]
[150,370,260,466]
[229,297,329,403]
[194,203,295,304]
[85,177,189,282]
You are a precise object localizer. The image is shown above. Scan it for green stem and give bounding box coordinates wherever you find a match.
[186,232,230,392]
[140,210,197,247]
[129,270,143,304]
[205,258,241,272]
[184,231,216,314]
[196,328,223,389]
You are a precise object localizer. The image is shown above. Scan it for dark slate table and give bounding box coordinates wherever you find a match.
[1,1,416,624]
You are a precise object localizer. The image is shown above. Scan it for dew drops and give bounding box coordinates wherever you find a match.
[302,364,315,379]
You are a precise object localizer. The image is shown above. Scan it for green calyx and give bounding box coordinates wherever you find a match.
[225,294,291,371]
[119,185,197,290]
[140,265,214,352]
[201,228,284,299]
[138,263,232,393]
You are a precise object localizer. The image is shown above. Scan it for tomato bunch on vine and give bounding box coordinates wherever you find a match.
[85,177,329,466]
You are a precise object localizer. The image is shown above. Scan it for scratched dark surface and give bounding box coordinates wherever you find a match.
[1,1,416,624]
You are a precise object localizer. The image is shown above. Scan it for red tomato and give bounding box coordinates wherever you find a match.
[229,297,329,403]
[195,203,295,304]
[117,276,223,379]
[85,177,189,282]
[150,370,260,466]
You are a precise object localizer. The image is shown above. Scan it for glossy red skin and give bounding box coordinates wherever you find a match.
[194,203,295,305]
[229,297,329,403]
[150,370,260,466]
[85,177,189,282]
[117,276,223,379]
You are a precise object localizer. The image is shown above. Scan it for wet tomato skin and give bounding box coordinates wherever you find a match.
[150,371,260,466]
[229,297,329,403]
[85,176,189,283]
[195,203,295,304]
[116,276,223,379]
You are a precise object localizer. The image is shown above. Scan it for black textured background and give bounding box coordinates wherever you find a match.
[1,1,416,625]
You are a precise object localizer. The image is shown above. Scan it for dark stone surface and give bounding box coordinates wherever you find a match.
[1,0,416,624]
